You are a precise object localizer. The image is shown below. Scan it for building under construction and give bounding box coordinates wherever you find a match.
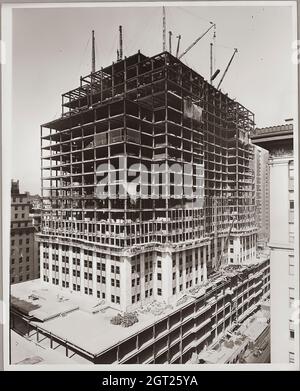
[39,46,257,311]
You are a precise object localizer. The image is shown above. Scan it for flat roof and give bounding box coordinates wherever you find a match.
[11,257,269,357]
[11,279,197,356]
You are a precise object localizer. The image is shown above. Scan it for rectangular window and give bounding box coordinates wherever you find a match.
[157,260,161,268]
[289,287,295,307]
[157,288,162,296]
[289,352,295,364]
[289,255,295,275]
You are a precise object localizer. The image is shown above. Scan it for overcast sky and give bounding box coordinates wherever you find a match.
[11,3,296,194]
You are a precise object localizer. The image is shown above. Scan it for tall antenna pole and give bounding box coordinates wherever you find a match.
[210,42,213,84]
[169,31,172,54]
[163,6,166,51]
[119,25,123,60]
[92,30,95,73]
[213,26,216,76]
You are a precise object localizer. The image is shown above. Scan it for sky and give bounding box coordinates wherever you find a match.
[11,3,296,194]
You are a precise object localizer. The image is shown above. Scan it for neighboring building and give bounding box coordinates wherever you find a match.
[252,145,270,246]
[10,180,40,284]
[38,50,257,312]
[28,194,42,231]
[251,122,298,366]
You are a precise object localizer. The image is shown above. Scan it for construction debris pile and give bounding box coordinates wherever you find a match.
[110,312,139,327]
[138,300,173,316]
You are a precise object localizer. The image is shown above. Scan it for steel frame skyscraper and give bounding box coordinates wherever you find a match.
[39,51,257,311]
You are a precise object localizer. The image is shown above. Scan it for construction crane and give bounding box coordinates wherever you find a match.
[176,34,181,58]
[215,212,237,271]
[217,48,238,90]
[178,22,215,60]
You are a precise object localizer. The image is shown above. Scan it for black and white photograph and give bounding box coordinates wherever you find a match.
[0,0,299,370]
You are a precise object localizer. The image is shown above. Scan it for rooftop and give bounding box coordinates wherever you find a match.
[11,256,269,358]
[250,123,293,150]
